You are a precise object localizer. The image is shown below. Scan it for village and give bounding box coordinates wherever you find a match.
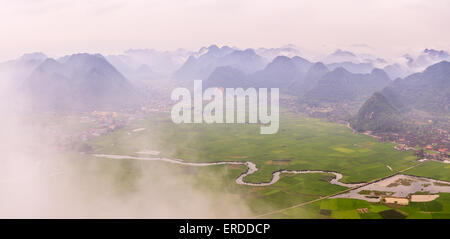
[47,96,173,152]
[44,93,449,164]
[295,101,450,163]
[372,126,449,163]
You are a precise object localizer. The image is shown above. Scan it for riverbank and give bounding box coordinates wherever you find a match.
[92,154,364,188]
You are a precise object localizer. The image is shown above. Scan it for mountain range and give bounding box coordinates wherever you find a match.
[351,60,450,132]
[173,45,267,81]
[382,61,450,114]
[202,53,393,107]
[302,67,391,104]
[2,45,449,113]
[22,53,140,111]
[0,52,48,86]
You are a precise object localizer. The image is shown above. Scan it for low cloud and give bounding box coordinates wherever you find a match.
[0,69,251,218]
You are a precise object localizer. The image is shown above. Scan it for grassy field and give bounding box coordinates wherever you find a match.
[188,166,349,215]
[78,111,426,217]
[261,198,392,219]
[405,161,450,181]
[66,153,348,216]
[390,193,450,219]
[269,194,450,219]
[88,112,417,184]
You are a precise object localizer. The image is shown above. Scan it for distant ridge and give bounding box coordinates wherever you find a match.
[173,45,266,80]
[381,61,450,114]
[23,53,141,111]
[301,67,391,104]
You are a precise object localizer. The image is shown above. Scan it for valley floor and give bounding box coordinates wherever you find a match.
[30,110,450,218]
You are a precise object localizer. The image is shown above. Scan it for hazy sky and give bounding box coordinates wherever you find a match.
[0,0,449,61]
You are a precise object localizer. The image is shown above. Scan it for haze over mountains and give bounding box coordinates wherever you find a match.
[351,61,450,132]
[1,44,449,113]
[382,61,450,114]
[106,48,193,80]
[302,67,391,104]
[0,52,48,85]
[205,55,312,90]
[21,54,140,111]
[174,45,267,81]
[288,62,329,96]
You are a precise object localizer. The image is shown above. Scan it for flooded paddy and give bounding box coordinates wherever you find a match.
[332,174,450,202]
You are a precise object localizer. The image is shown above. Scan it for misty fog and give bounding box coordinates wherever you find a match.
[0,69,251,218]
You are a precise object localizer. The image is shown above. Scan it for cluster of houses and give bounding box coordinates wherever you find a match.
[53,111,127,150]
[372,127,449,162]
[394,144,449,161]
[418,148,449,162]
[53,101,172,151]
[375,128,448,149]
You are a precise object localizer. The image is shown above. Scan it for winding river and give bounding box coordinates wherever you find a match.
[92,153,450,203]
[92,154,365,188]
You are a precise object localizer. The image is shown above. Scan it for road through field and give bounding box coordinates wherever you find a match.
[252,162,424,218]
[92,154,427,218]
